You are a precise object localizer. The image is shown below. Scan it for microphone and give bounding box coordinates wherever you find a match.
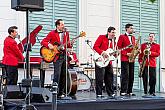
[113,37,116,41]
[85,40,91,43]
[16,34,20,39]
[63,27,67,32]
[16,35,21,42]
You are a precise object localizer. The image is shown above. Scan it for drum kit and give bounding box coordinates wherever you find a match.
[72,67,92,91]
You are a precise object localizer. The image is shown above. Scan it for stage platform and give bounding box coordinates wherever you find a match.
[4,90,165,110]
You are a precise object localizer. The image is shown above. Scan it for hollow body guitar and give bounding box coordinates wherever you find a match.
[40,31,86,63]
[94,44,133,68]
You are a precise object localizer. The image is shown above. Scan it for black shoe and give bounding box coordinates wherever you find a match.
[120,93,127,96]
[127,93,136,96]
[108,94,115,99]
[96,95,104,98]
[57,94,65,99]
[150,93,156,96]
[69,94,77,100]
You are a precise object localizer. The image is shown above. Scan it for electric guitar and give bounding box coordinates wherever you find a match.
[94,44,133,67]
[40,31,86,63]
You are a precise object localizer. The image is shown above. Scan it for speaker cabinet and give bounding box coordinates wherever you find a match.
[3,85,26,99]
[3,86,52,103]
[11,0,44,11]
[31,87,52,103]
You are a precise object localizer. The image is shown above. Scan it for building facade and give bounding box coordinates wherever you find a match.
[0,0,165,92]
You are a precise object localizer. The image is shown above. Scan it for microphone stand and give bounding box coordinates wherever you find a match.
[113,38,123,100]
[64,30,71,100]
[51,82,58,110]
[114,55,120,97]
[22,9,37,110]
[147,43,151,96]
[85,41,95,92]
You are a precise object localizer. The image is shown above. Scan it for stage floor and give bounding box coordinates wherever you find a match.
[4,90,165,110]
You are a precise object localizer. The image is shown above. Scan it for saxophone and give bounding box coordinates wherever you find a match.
[138,42,151,77]
[129,35,141,62]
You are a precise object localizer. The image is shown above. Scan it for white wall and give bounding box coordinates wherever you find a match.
[78,0,120,65]
[160,0,165,92]
[0,0,26,60]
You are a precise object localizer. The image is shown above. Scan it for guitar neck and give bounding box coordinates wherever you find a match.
[111,44,132,55]
[59,35,81,49]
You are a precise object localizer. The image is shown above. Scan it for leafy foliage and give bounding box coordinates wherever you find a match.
[149,0,157,3]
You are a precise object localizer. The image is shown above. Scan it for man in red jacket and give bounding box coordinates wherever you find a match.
[117,23,136,96]
[67,48,79,69]
[138,33,160,96]
[93,26,116,98]
[2,26,24,85]
[41,19,72,98]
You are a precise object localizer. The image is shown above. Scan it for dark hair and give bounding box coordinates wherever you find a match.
[55,19,63,27]
[149,33,155,36]
[8,26,18,34]
[125,23,133,30]
[107,26,116,33]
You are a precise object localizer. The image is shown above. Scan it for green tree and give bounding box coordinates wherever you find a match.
[149,0,156,3]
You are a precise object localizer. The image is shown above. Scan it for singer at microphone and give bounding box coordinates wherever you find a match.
[63,27,67,32]
[16,34,22,42]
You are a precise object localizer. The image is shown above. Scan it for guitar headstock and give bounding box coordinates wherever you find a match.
[79,31,86,37]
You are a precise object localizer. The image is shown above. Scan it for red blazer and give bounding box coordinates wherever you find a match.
[41,29,72,62]
[2,36,24,66]
[138,42,160,67]
[93,35,115,54]
[93,34,116,65]
[117,34,136,61]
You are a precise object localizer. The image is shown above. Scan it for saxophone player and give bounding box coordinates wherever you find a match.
[138,33,160,96]
[117,23,136,96]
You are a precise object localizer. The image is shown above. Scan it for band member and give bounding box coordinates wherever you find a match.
[117,23,136,96]
[67,48,79,69]
[2,26,24,85]
[41,19,72,98]
[138,33,160,96]
[93,26,116,98]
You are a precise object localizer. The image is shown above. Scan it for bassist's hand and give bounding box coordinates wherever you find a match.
[48,43,54,49]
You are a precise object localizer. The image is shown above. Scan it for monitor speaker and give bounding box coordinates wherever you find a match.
[11,0,44,11]
[3,85,26,99]
[31,87,52,103]
[3,86,52,103]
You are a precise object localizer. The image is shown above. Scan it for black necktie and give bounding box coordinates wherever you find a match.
[128,34,132,37]
[108,38,112,41]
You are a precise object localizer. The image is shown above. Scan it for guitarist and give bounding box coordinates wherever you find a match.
[41,19,72,98]
[93,26,116,98]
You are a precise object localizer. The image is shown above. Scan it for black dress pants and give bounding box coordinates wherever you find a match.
[53,54,67,95]
[5,65,18,85]
[120,61,134,94]
[142,67,156,94]
[95,64,114,96]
